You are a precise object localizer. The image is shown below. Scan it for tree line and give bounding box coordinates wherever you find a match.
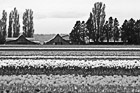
[70,2,140,45]
[0,7,34,44]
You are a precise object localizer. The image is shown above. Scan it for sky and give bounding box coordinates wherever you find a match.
[0,0,140,34]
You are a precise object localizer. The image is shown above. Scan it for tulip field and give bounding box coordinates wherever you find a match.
[1,46,140,93]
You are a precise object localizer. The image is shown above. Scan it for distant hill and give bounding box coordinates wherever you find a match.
[33,34,69,44]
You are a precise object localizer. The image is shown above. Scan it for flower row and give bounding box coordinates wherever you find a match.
[0,59,140,69]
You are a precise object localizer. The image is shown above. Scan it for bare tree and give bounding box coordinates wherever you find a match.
[8,8,20,37]
[92,2,106,43]
[0,10,7,44]
[13,8,20,37]
[23,9,34,37]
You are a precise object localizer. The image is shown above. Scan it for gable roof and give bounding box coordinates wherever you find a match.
[44,34,70,45]
[6,37,35,42]
[5,35,40,45]
[34,34,69,44]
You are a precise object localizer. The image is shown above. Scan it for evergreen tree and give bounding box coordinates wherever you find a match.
[121,18,135,44]
[69,21,81,44]
[121,20,128,43]
[134,20,140,44]
[102,17,114,43]
[127,18,135,44]
[86,13,95,43]
[108,17,114,42]
[113,18,120,42]
[79,21,87,44]
[23,9,34,37]
[103,21,109,42]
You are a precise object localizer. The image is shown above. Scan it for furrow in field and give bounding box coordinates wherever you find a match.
[1,55,140,59]
[1,47,140,51]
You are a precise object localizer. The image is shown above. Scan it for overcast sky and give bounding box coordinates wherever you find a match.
[0,0,140,34]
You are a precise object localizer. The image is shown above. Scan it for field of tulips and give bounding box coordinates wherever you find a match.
[0,58,140,92]
[0,74,140,93]
[0,47,140,92]
[0,59,140,76]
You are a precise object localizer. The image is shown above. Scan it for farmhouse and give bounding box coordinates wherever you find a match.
[44,34,70,45]
[5,35,40,45]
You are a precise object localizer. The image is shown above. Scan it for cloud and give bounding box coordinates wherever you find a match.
[35,13,49,20]
[49,11,87,18]
[35,11,87,20]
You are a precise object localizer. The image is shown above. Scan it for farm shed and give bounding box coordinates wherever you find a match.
[5,35,40,45]
[44,34,70,45]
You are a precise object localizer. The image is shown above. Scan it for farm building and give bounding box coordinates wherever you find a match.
[44,34,70,45]
[5,35,40,45]
[61,34,70,42]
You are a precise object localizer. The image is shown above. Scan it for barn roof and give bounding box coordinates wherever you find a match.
[5,35,40,45]
[44,34,70,45]
[34,34,69,44]
[6,37,35,42]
